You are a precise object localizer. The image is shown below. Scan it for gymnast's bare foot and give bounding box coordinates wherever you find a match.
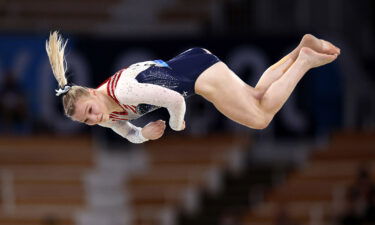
[299,34,340,56]
[299,47,338,68]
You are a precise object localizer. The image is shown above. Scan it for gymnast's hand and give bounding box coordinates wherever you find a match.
[141,120,166,140]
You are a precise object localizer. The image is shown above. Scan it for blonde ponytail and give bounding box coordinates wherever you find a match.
[46,31,68,88]
[45,31,90,117]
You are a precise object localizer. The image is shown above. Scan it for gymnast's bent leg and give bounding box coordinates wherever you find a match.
[254,34,340,99]
[194,47,338,129]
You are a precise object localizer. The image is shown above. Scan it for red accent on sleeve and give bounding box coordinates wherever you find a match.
[106,71,123,108]
[104,68,140,121]
[113,111,128,116]
[123,105,137,113]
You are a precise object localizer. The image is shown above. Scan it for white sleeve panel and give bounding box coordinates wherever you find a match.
[100,121,148,144]
[115,78,186,131]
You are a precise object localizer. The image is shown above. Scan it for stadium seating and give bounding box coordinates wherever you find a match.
[241,131,375,225]
[0,0,120,33]
[125,134,250,225]
[0,136,94,225]
[0,0,218,35]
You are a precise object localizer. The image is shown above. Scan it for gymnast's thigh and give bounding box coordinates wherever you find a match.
[194,62,264,128]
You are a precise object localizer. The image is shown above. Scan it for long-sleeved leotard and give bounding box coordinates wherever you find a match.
[98,61,186,143]
[98,48,220,143]
[100,119,148,143]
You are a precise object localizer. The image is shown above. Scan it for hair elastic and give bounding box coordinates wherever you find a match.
[55,85,71,96]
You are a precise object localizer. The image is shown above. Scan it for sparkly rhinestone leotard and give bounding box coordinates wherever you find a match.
[99,47,220,143]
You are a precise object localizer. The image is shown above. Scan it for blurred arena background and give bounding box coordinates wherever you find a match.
[0,0,374,225]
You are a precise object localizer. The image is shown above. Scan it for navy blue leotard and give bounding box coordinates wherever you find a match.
[135,47,220,98]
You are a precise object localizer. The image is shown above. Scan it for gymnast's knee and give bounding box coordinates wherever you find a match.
[247,111,273,130]
[249,118,269,130]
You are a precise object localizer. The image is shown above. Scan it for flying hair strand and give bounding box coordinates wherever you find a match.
[45,31,68,88]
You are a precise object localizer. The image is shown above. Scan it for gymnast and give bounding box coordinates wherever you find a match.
[46,32,340,143]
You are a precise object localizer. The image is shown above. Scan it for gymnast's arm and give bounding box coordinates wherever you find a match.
[115,79,186,131]
[100,120,149,144]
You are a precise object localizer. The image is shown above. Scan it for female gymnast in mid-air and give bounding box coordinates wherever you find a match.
[46,32,340,143]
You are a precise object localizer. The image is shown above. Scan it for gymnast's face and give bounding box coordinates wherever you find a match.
[72,89,110,125]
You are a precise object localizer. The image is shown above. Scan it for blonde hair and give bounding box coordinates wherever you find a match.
[45,31,89,117]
